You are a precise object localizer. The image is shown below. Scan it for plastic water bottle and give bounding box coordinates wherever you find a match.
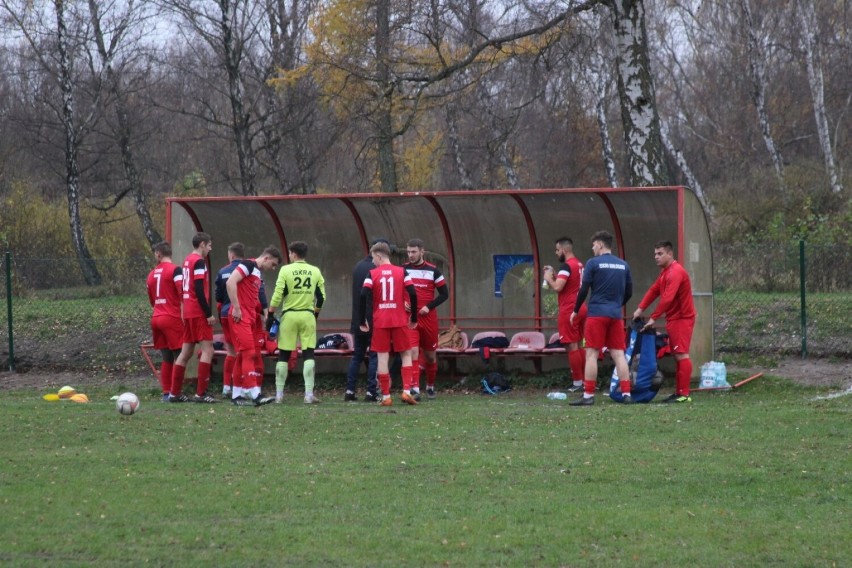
[700,363,716,388]
[269,319,280,339]
[542,278,549,289]
[547,392,567,400]
[713,361,729,388]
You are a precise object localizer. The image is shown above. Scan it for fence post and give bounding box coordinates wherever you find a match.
[5,251,13,372]
[799,240,807,359]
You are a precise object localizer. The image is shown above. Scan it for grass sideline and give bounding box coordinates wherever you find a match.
[0,375,849,566]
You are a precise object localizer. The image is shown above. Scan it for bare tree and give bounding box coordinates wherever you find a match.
[87,0,162,245]
[741,0,787,192]
[1,0,101,285]
[797,0,843,194]
[160,0,263,195]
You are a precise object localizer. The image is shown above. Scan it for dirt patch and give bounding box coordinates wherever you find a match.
[0,370,153,393]
[727,358,852,390]
[2,357,849,394]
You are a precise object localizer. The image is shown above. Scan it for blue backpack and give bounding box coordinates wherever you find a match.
[609,320,662,403]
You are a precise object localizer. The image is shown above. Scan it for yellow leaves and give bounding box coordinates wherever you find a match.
[399,130,444,192]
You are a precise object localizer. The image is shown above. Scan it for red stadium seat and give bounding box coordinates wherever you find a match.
[503,331,546,353]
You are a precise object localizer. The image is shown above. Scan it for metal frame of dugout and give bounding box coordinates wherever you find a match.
[162,187,713,378]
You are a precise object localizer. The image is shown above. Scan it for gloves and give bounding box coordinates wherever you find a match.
[265,312,278,332]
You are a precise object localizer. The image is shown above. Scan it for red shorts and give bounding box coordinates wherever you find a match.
[182,316,213,344]
[371,326,413,353]
[407,314,439,351]
[666,318,694,354]
[558,304,587,344]
[584,316,626,351]
[230,316,258,353]
[151,315,183,350]
[220,315,233,345]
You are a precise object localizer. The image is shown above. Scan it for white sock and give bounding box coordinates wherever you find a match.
[232,387,243,399]
[584,393,594,399]
[573,381,582,387]
[249,386,260,399]
[276,390,284,398]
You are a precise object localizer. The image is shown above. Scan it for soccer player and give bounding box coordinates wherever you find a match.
[171,232,218,403]
[268,241,326,404]
[570,230,633,405]
[358,241,418,406]
[344,239,387,402]
[146,241,184,401]
[225,246,283,406]
[404,238,448,400]
[633,240,696,403]
[542,237,587,393]
[215,242,270,399]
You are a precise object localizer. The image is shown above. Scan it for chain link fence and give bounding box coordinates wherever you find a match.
[714,241,851,358]
[2,241,850,374]
[1,254,152,374]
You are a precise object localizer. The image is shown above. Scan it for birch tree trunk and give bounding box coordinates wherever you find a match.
[660,119,712,215]
[798,0,843,194]
[445,104,475,190]
[56,0,101,286]
[375,0,397,192]
[741,0,787,192]
[608,0,669,187]
[220,0,258,196]
[594,65,619,188]
[87,0,162,246]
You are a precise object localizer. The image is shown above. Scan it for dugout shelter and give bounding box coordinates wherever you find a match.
[165,187,713,373]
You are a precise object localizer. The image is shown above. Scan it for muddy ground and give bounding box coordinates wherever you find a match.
[1,357,849,394]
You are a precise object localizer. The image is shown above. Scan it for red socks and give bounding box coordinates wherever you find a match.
[378,373,391,396]
[223,355,235,389]
[196,361,211,396]
[411,359,420,390]
[676,358,693,396]
[584,379,596,396]
[425,362,438,388]
[170,364,186,397]
[401,365,413,391]
[568,349,585,383]
[159,361,173,395]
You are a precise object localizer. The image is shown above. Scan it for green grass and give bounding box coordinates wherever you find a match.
[714,291,851,356]
[1,377,849,566]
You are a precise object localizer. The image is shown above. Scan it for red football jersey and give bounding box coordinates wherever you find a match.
[182,252,210,319]
[639,260,695,321]
[363,264,413,329]
[555,257,583,311]
[147,261,183,319]
[403,261,446,315]
[232,259,263,315]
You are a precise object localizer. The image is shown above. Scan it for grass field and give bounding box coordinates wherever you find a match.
[1,375,849,566]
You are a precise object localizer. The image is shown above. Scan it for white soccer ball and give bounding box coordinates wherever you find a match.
[116,392,140,416]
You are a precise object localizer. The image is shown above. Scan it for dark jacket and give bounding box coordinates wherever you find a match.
[350,255,375,334]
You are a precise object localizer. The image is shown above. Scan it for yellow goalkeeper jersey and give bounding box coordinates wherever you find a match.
[270,260,326,313]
